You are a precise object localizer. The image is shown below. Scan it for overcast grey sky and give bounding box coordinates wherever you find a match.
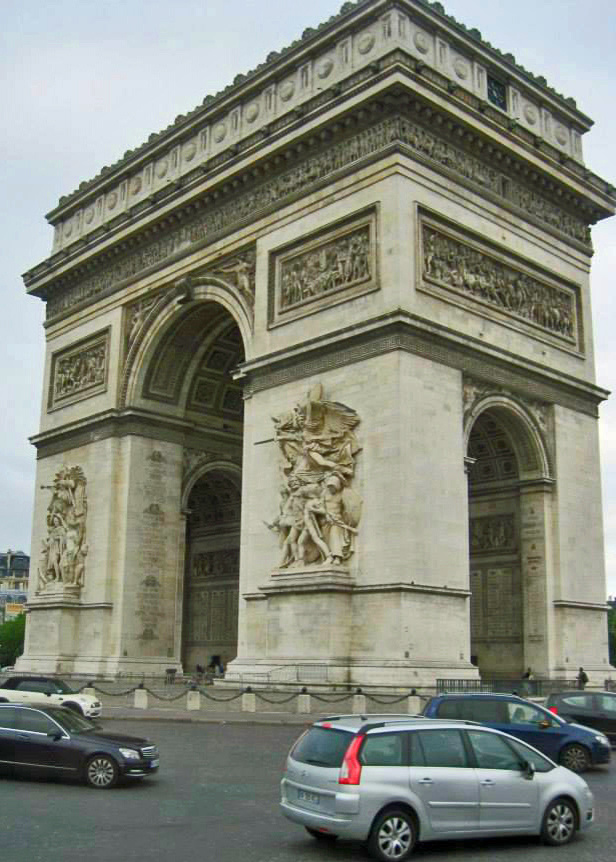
[1,0,615,594]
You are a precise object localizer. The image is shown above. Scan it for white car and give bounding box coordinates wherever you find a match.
[0,676,101,718]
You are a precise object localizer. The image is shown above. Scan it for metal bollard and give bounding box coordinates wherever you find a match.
[187,689,201,711]
[242,691,256,712]
[297,694,312,714]
[134,688,148,709]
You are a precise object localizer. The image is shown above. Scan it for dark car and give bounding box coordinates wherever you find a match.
[423,693,611,773]
[0,703,159,788]
[545,691,616,746]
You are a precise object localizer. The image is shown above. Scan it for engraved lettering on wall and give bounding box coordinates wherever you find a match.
[421,216,580,348]
[49,330,109,409]
[37,466,88,594]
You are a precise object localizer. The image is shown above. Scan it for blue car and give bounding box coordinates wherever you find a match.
[423,693,611,773]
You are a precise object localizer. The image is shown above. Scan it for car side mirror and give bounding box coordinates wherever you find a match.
[47,730,62,741]
[539,719,551,729]
[522,759,535,780]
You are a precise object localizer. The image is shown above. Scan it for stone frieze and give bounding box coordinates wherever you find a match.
[45,112,589,321]
[49,330,109,410]
[36,466,88,595]
[421,216,579,349]
[470,515,516,555]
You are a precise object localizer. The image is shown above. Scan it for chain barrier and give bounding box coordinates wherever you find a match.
[92,685,140,697]
[143,687,191,702]
[254,691,300,705]
[198,687,245,702]
[366,694,410,705]
[309,693,354,703]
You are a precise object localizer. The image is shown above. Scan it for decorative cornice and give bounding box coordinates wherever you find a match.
[44,0,601,225]
[27,95,607,325]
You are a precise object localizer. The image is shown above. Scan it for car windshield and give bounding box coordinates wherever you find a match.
[46,707,97,734]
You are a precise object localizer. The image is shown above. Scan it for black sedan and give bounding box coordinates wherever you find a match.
[545,690,616,746]
[0,703,159,788]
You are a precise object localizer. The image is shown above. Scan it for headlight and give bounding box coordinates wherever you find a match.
[594,734,609,745]
[119,748,141,760]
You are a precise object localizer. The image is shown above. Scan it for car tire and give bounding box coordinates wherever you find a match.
[63,702,84,716]
[559,744,591,773]
[305,827,337,842]
[368,808,417,862]
[541,797,577,846]
[85,754,119,789]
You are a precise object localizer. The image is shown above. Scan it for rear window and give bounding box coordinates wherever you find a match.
[291,727,352,768]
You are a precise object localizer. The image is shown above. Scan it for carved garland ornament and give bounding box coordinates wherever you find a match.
[266,383,362,569]
[36,466,88,594]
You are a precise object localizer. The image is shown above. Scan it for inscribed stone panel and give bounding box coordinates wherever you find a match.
[48,329,109,410]
[268,208,378,326]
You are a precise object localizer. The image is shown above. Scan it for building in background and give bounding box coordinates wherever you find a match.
[0,551,29,623]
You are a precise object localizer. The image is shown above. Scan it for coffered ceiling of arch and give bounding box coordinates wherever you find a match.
[468,411,519,487]
[187,472,241,532]
[143,304,244,420]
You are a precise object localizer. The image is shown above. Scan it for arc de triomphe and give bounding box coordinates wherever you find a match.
[20,0,615,687]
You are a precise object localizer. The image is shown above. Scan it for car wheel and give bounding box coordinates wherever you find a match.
[63,702,84,716]
[559,744,591,773]
[368,808,417,862]
[541,797,577,846]
[85,754,119,789]
[305,827,337,842]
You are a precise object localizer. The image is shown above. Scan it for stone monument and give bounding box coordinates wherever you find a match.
[20,0,614,686]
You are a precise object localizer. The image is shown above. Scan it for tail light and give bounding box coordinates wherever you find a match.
[548,707,558,715]
[339,734,364,785]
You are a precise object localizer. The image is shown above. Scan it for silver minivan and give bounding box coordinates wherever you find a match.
[280,714,594,861]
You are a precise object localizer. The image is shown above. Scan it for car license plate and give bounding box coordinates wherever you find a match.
[298,789,319,805]
[150,758,160,768]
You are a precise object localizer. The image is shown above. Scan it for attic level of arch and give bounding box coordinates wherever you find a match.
[24,58,613,320]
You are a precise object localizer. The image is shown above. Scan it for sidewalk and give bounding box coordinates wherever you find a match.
[102,704,347,725]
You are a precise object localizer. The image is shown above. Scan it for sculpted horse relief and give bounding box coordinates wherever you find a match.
[267,384,362,569]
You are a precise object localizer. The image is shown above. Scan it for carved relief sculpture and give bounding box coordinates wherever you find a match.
[266,383,362,568]
[271,210,377,325]
[421,218,579,347]
[36,466,88,594]
[49,331,109,409]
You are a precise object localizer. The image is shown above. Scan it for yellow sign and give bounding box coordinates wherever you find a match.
[4,603,25,620]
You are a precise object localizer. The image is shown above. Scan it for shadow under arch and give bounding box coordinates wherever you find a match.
[120,277,252,411]
[464,393,553,482]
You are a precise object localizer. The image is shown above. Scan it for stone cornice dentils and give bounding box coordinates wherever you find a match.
[24,74,609,302]
[44,0,597,222]
[29,0,611,247]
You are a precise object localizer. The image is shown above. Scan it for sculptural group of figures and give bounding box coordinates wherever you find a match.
[423,228,575,338]
[37,466,88,593]
[54,344,106,401]
[267,384,362,569]
[280,229,370,309]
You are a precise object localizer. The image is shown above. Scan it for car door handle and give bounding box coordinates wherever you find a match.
[418,778,433,785]
[480,779,495,787]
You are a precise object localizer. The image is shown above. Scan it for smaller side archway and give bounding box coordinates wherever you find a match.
[464,394,553,679]
[181,463,242,674]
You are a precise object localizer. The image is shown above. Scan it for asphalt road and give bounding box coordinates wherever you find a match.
[1,720,615,862]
